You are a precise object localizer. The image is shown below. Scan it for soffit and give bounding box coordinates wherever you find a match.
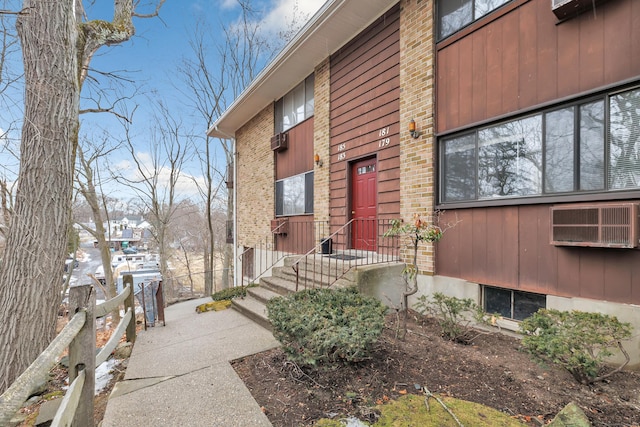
[207,0,396,138]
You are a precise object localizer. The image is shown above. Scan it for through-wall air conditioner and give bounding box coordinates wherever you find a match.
[551,0,607,20]
[270,218,288,235]
[550,203,639,248]
[270,132,288,151]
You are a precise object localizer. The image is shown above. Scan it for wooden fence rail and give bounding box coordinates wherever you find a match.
[0,274,137,426]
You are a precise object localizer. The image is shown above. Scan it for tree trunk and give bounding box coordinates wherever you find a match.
[0,0,79,392]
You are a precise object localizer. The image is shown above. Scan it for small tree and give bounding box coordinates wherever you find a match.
[415,292,499,344]
[384,214,446,339]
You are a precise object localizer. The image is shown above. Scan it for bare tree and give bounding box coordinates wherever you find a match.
[0,0,164,393]
[74,133,122,321]
[178,1,281,293]
[118,102,190,297]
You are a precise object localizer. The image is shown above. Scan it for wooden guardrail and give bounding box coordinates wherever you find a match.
[0,274,137,426]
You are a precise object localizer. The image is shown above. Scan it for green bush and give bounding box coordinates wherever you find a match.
[211,283,256,301]
[267,287,387,366]
[414,292,497,344]
[520,309,632,384]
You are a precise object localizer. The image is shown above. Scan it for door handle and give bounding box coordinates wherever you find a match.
[351,211,355,214]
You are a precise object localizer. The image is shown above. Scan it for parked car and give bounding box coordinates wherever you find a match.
[123,247,138,255]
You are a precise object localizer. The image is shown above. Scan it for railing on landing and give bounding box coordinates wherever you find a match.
[239,220,330,287]
[291,218,400,291]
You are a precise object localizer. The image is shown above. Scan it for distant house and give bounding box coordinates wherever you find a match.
[209,0,640,367]
[136,219,152,230]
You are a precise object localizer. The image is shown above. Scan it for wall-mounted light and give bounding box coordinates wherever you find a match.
[314,153,323,167]
[409,119,421,139]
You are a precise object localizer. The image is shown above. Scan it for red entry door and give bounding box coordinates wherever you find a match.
[350,158,377,250]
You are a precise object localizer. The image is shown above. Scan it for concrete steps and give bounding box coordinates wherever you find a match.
[231,255,358,330]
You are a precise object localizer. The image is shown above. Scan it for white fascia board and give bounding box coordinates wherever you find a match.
[207,0,396,139]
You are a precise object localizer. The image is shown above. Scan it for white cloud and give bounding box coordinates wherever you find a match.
[112,151,210,202]
[261,0,325,36]
[220,0,238,10]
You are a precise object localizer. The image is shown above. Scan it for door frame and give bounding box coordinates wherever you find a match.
[348,155,378,250]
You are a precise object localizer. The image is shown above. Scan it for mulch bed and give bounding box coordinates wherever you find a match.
[232,312,640,427]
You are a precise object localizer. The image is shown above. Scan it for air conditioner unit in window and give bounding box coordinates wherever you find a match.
[270,132,288,151]
[550,203,639,248]
[551,0,607,20]
[270,218,288,235]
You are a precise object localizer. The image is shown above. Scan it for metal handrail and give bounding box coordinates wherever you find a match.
[239,220,329,287]
[291,218,400,291]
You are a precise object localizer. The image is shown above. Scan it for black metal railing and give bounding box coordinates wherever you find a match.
[239,220,330,287]
[291,218,400,291]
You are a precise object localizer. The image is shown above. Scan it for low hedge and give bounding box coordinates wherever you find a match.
[267,287,387,366]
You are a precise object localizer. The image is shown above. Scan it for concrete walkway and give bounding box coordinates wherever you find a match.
[101,297,279,426]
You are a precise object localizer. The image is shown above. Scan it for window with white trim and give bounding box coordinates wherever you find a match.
[440,86,640,203]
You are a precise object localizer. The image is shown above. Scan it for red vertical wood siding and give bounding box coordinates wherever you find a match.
[436,205,640,305]
[329,5,401,231]
[275,117,314,180]
[436,0,640,132]
[274,113,314,254]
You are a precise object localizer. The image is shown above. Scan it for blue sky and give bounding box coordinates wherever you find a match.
[1,0,326,204]
[84,0,326,202]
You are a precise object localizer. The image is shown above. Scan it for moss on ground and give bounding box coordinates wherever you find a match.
[316,393,526,427]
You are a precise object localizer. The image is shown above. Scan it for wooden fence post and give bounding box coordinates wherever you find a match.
[123,275,136,343]
[156,281,165,326]
[69,285,96,427]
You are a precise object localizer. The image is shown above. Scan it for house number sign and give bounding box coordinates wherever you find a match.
[335,126,391,162]
[378,126,390,148]
[337,143,346,161]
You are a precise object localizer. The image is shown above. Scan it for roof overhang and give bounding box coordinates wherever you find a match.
[207,0,396,139]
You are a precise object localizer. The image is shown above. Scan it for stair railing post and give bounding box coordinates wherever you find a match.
[68,284,96,427]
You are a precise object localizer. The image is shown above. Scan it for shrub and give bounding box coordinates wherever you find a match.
[414,292,498,344]
[267,287,387,366]
[520,309,632,384]
[211,283,256,301]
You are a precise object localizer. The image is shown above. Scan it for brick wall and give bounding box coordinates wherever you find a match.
[235,104,275,247]
[399,0,437,274]
[313,58,331,224]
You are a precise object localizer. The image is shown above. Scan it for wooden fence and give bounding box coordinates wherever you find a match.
[0,274,137,426]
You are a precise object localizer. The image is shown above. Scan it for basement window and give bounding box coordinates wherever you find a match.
[482,285,546,321]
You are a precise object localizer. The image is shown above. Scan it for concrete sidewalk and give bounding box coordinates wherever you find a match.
[101,297,279,426]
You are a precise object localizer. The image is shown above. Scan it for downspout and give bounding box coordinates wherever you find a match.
[233,137,238,288]
[214,125,239,288]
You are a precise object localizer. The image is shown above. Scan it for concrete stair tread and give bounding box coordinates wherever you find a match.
[232,296,271,331]
[260,275,298,293]
[248,286,282,304]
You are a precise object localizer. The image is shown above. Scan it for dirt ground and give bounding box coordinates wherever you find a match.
[232,312,640,427]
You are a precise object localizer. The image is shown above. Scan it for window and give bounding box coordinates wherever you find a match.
[609,91,640,189]
[483,285,546,321]
[477,116,542,198]
[437,0,511,40]
[440,86,640,203]
[275,171,314,216]
[275,74,315,133]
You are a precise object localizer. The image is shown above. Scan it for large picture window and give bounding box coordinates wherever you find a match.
[437,0,511,40]
[440,86,640,203]
[275,74,315,133]
[275,171,314,216]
